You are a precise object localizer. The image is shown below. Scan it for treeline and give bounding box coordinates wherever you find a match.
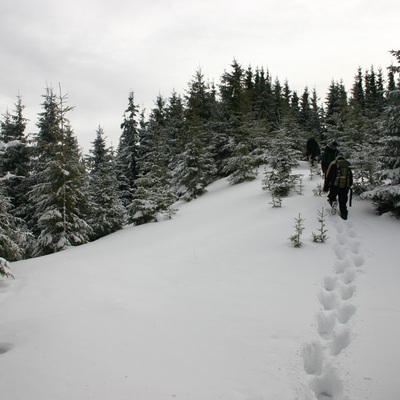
[1,51,399,263]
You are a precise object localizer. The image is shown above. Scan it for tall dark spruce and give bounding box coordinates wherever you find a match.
[28,87,91,257]
[87,126,125,239]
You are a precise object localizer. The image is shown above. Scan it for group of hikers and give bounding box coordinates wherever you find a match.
[306,137,353,220]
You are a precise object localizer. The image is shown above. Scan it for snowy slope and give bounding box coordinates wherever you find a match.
[0,162,399,400]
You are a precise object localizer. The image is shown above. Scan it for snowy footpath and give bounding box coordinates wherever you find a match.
[0,162,399,400]
[301,217,365,399]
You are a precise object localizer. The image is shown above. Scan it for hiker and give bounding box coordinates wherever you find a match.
[321,141,339,177]
[323,155,353,220]
[306,136,320,165]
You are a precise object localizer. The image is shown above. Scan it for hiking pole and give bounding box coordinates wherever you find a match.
[349,188,353,207]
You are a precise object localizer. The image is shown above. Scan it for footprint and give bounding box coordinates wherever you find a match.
[352,255,364,268]
[317,311,337,338]
[333,244,346,261]
[324,275,337,291]
[0,343,14,355]
[310,365,345,400]
[349,241,361,255]
[342,269,355,285]
[347,230,356,238]
[303,341,324,375]
[334,224,345,234]
[335,259,350,274]
[336,233,347,246]
[319,291,337,311]
[338,304,356,324]
[331,327,351,356]
[341,284,355,301]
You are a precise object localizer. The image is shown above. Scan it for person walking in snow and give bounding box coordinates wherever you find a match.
[306,136,320,165]
[323,155,353,220]
[320,141,339,177]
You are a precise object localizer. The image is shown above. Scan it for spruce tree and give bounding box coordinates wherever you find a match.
[350,68,365,114]
[87,126,125,239]
[185,68,214,122]
[0,181,29,261]
[219,59,246,117]
[129,99,176,225]
[262,124,302,198]
[324,80,348,142]
[0,96,31,216]
[28,87,91,257]
[364,66,379,117]
[224,133,258,184]
[116,91,141,207]
[309,88,323,136]
[170,124,216,201]
[361,51,400,217]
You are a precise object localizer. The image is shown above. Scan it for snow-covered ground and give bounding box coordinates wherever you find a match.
[0,161,399,400]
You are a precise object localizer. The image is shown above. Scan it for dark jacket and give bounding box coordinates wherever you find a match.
[306,137,320,159]
[321,144,339,174]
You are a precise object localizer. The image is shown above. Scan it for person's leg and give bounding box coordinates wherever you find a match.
[338,189,349,219]
[328,187,338,206]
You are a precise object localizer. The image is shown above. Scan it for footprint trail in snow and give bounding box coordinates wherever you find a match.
[302,217,365,400]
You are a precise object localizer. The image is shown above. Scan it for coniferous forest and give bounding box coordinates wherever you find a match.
[1,51,399,264]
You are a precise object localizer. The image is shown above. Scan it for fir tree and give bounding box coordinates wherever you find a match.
[0,95,31,216]
[0,257,14,279]
[0,182,29,261]
[129,101,176,225]
[28,87,91,257]
[116,91,141,207]
[309,88,323,136]
[219,59,246,117]
[185,68,214,122]
[170,124,216,201]
[87,126,125,239]
[253,67,273,121]
[350,67,365,114]
[289,213,305,248]
[312,208,329,243]
[128,160,176,225]
[262,124,302,198]
[164,91,187,165]
[324,80,348,134]
[349,142,379,194]
[360,50,400,217]
[225,132,258,184]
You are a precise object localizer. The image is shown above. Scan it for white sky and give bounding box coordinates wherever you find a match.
[1,0,398,153]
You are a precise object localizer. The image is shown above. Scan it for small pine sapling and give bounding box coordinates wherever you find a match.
[309,162,320,180]
[293,174,304,195]
[269,195,282,207]
[289,213,305,248]
[312,207,329,243]
[313,183,323,196]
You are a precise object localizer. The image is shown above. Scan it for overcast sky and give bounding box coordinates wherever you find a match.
[1,0,398,153]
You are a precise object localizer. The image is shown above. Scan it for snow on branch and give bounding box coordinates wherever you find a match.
[0,139,21,152]
[0,257,14,279]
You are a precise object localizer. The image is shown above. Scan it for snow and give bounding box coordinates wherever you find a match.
[0,161,399,400]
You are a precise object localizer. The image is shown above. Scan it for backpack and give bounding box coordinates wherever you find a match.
[333,159,351,188]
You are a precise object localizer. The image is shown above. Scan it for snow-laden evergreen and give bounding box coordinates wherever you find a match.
[28,88,91,257]
[86,126,125,240]
[360,51,400,216]
[0,183,29,261]
[116,91,141,208]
